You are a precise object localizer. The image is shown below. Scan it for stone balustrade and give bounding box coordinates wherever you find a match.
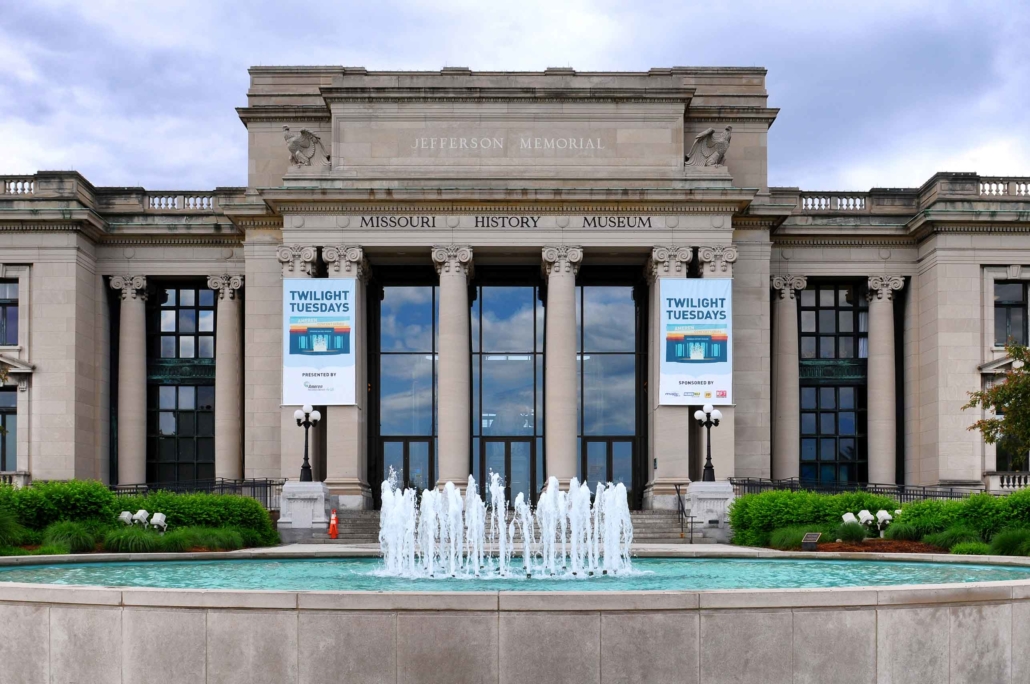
[146,192,217,210]
[800,193,867,212]
[981,178,1030,197]
[1,177,35,195]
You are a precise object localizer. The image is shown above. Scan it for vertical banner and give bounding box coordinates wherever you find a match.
[282,278,356,405]
[658,278,733,405]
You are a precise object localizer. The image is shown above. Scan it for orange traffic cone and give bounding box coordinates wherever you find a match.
[329,509,339,540]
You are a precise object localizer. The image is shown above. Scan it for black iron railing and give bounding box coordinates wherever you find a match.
[110,478,285,510]
[672,483,696,543]
[728,477,982,503]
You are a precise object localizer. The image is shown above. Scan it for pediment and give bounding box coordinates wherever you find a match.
[979,355,1020,375]
[0,354,34,374]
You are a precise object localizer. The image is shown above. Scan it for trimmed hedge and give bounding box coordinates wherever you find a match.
[730,488,1030,548]
[728,490,898,547]
[0,480,277,546]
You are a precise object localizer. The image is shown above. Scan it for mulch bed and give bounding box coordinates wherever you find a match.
[813,539,942,554]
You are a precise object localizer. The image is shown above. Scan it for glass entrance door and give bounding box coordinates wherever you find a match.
[480,438,535,506]
[581,439,634,499]
[382,439,433,492]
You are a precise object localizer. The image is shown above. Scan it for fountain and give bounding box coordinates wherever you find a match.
[377,472,635,579]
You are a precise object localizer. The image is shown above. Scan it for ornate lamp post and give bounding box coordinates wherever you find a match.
[693,403,722,482]
[294,404,321,482]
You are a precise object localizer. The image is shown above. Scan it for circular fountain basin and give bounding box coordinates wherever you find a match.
[2,555,1030,591]
[2,550,1029,683]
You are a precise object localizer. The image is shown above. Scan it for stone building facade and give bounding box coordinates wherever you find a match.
[1,66,1028,507]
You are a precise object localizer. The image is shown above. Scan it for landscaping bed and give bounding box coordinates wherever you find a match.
[0,479,279,556]
[813,539,942,554]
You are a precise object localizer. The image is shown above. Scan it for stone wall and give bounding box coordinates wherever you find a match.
[0,569,1026,683]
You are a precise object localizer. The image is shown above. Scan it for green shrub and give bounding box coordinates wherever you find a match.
[0,546,32,556]
[835,522,869,543]
[12,480,117,530]
[34,542,71,555]
[883,522,921,541]
[989,528,1030,556]
[923,525,980,550]
[769,526,816,550]
[896,499,965,536]
[0,507,25,547]
[728,490,898,547]
[0,481,275,547]
[955,494,1009,539]
[115,491,276,544]
[232,526,275,548]
[42,521,96,554]
[103,526,161,553]
[951,541,991,555]
[159,526,244,552]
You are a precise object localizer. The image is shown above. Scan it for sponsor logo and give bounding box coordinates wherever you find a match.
[716,390,727,398]
[704,392,712,398]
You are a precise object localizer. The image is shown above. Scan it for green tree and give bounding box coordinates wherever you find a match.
[964,344,1030,469]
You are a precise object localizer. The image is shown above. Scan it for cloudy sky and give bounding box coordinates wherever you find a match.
[1,0,1027,191]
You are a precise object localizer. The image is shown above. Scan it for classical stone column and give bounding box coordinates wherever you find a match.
[277,245,319,480]
[643,246,692,509]
[208,275,244,480]
[867,275,904,484]
[542,245,583,486]
[698,245,738,277]
[432,245,473,488]
[323,246,373,508]
[771,275,807,480]
[110,275,148,485]
[698,246,738,480]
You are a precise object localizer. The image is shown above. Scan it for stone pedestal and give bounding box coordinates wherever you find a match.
[277,481,331,544]
[687,480,735,543]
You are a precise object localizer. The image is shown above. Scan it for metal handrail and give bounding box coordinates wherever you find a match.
[673,483,694,544]
[109,478,286,510]
[728,477,982,503]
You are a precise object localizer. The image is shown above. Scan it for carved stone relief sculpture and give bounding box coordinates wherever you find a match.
[685,126,733,168]
[283,126,331,167]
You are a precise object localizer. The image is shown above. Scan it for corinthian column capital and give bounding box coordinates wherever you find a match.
[110,275,147,301]
[541,245,583,277]
[324,245,371,282]
[698,245,738,276]
[432,245,474,280]
[867,275,905,301]
[647,246,692,280]
[277,244,318,277]
[207,274,244,300]
[771,275,808,300]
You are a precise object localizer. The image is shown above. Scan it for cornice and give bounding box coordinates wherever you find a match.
[236,105,331,124]
[772,236,917,248]
[733,216,780,230]
[0,220,106,242]
[911,222,1030,242]
[685,106,780,125]
[99,236,244,246]
[318,86,695,105]
[229,216,283,228]
[269,201,745,215]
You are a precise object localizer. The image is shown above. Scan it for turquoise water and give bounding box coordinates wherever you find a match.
[2,557,1030,591]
